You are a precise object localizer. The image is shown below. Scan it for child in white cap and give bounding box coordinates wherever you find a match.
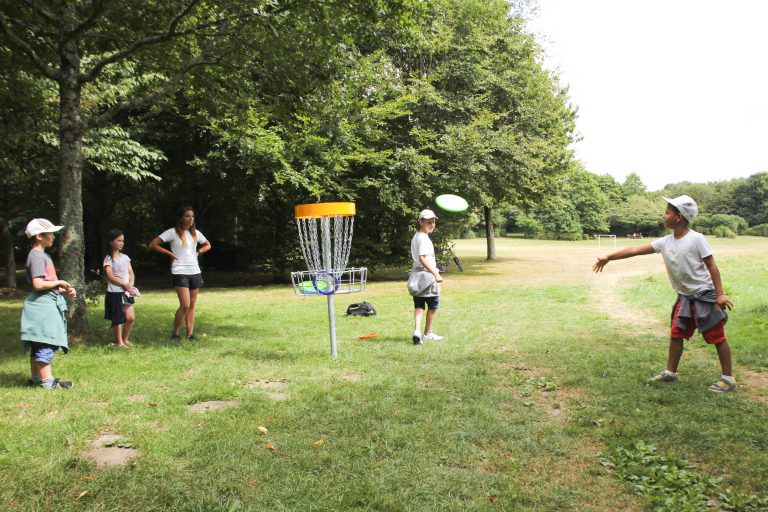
[20,219,76,389]
[592,195,736,392]
[407,209,444,345]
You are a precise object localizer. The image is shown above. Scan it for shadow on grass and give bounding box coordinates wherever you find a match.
[218,348,300,362]
[0,371,32,388]
[354,335,412,345]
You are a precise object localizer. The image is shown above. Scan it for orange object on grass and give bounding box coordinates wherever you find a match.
[358,332,379,340]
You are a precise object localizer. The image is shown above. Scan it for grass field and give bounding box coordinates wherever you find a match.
[1,237,766,511]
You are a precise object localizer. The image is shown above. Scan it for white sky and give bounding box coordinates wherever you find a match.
[526,0,768,191]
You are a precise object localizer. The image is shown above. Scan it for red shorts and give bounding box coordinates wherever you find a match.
[670,299,727,344]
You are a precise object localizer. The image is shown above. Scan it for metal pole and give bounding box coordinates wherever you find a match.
[327,294,337,358]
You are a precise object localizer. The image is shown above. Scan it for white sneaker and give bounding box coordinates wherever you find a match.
[423,332,444,342]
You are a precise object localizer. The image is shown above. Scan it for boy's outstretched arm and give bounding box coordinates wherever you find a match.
[703,255,733,310]
[592,244,654,273]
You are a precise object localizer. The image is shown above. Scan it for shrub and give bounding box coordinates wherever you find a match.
[693,213,748,235]
[746,223,768,237]
[712,226,737,238]
[516,214,543,239]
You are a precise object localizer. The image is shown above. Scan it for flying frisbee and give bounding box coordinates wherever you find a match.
[435,194,468,212]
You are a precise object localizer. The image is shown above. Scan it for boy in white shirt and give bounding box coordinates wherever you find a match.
[408,209,444,345]
[592,195,735,393]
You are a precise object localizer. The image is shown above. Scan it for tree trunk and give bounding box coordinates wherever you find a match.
[0,218,16,288]
[58,14,89,334]
[484,206,496,261]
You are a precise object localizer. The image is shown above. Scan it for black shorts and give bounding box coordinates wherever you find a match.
[413,295,439,310]
[172,273,203,290]
[104,292,134,326]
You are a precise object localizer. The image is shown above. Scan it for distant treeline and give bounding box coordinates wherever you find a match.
[496,167,768,241]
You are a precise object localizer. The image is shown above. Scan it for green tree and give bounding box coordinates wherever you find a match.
[563,163,609,233]
[0,0,277,330]
[622,172,647,197]
[596,173,625,203]
[1,0,403,327]
[730,172,768,225]
[0,47,58,288]
[607,195,664,236]
[400,0,575,259]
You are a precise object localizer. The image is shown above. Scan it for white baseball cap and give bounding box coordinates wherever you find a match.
[663,195,699,222]
[25,218,64,238]
[418,209,438,220]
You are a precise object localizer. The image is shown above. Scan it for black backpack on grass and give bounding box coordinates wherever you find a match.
[346,301,377,317]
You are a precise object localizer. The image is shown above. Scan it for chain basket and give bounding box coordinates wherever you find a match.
[290,202,368,357]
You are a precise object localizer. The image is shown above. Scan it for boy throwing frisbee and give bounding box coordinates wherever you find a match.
[592,195,735,393]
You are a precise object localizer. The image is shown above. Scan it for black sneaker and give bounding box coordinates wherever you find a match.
[53,378,74,389]
[187,334,197,342]
[170,333,181,342]
[412,334,423,345]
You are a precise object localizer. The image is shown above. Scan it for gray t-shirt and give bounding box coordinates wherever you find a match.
[651,229,714,295]
[26,249,59,294]
[103,253,132,292]
[411,232,436,271]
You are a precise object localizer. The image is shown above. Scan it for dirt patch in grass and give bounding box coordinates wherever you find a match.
[740,369,768,404]
[245,379,288,390]
[520,437,644,511]
[541,386,587,423]
[494,356,584,423]
[78,433,139,468]
[496,362,532,372]
[590,268,665,334]
[265,392,289,401]
[340,373,364,382]
[187,400,240,413]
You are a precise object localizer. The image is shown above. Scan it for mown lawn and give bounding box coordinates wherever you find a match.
[0,237,766,511]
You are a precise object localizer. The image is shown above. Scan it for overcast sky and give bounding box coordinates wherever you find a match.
[526,0,768,191]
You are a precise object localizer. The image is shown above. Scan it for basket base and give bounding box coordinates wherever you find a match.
[291,267,367,296]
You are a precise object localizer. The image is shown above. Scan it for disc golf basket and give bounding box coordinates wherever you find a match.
[290,202,367,357]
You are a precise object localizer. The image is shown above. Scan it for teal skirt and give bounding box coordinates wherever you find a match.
[20,291,69,351]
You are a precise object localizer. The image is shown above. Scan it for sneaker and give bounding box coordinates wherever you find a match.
[708,378,736,393]
[170,333,181,342]
[412,334,423,345]
[187,334,197,342]
[39,378,73,390]
[53,378,74,389]
[648,370,678,383]
[423,332,444,342]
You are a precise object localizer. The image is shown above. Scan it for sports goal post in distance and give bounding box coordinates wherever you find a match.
[594,234,616,248]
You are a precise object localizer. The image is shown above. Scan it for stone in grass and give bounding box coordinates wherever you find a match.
[78,433,139,468]
[187,400,240,413]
